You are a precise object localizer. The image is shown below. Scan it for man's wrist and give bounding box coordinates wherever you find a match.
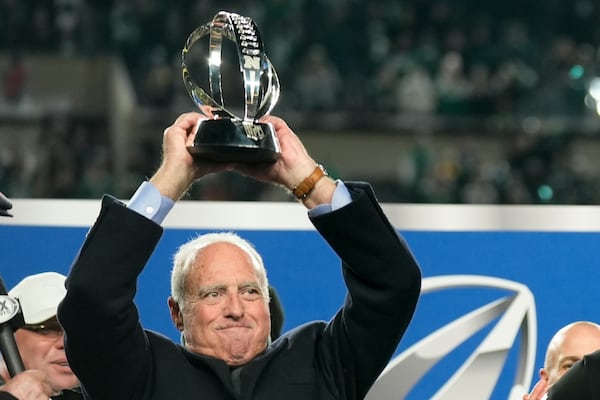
[307,180,351,216]
[292,164,327,199]
[301,176,337,209]
[128,181,175,224]
[149,168,192,201]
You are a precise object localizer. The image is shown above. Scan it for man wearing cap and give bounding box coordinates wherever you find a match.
[0,272,81,399]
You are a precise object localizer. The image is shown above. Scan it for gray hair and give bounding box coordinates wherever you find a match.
[170,232,269,306]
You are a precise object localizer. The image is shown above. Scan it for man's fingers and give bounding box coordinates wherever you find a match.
[525,379,549,400]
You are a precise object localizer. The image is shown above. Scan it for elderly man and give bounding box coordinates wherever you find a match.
[524,321,600,400]
[0,272,81,400]
[57,113,422,399]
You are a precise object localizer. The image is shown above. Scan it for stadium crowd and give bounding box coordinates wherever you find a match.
[2,0,600,203]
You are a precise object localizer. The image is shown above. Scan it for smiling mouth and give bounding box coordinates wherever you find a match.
[218,325,250,330]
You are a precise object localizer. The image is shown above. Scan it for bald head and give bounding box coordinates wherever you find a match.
[541,321,600,385]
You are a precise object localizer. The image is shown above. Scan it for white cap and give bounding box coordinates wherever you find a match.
[9,272,67,324]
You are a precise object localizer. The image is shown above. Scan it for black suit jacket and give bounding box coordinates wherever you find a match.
[58,182,421,400]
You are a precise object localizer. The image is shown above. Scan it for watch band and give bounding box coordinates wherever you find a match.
[292,164,327,199]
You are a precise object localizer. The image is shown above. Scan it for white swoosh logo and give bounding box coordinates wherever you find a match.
[365,275,537,400]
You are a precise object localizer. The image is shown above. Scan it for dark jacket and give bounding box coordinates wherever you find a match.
[0,390,16,400]
[0,386,82,400]
[58,182,421,400]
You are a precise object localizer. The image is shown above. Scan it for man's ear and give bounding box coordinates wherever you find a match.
[168,297,184,331]
[540,367,549,382]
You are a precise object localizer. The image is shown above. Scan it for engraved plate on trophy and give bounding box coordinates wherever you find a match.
[181,11,281,163]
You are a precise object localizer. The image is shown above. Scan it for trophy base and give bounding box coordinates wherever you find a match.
[188,119,281,163]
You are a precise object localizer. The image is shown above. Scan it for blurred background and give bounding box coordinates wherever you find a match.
[2,0,600,204]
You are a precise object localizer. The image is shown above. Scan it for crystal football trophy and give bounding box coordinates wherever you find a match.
[181,11,281,163]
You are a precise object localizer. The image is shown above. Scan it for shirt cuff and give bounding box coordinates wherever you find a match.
[127,181,174,224]
[308,180,351,217]
[127,180,350,222]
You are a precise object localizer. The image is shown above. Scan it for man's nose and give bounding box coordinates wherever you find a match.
[224,293,244,319]
[54,331,66,348]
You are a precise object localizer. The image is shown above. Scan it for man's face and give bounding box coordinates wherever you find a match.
[172,242,271,366]
[543,324,600,385]
[14,318,79,393]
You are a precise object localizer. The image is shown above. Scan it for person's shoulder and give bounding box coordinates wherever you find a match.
[145,329,182,347]
[53,389,84,399]
[581,349,600,376]
[563,350,600,399]
[548,349,600,399]
[278,320,328,343]
[583,348,600,363]
[585,350,600,398]
[265,321,329,362]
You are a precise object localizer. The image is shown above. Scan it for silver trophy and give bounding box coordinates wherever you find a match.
[182,11,281,163]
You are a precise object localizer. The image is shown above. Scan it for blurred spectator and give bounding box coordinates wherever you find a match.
[435,51,471,115]
[2,51,27,104]
[396,64,437,114]
[293,44,342,111]
[140,45,175,107]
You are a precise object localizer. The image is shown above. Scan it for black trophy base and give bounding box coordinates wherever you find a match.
[188,119,281,163]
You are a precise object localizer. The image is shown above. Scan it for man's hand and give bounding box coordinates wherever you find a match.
[0,370,53,400]
[523,379,549,400]
[150,113,233,200]
[232,116,337,207]
[151,113,336,207]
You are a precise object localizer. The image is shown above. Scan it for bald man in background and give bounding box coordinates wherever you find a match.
[524,321,600,400]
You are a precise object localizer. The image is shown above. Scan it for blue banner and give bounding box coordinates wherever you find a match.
[1,199,598,399]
